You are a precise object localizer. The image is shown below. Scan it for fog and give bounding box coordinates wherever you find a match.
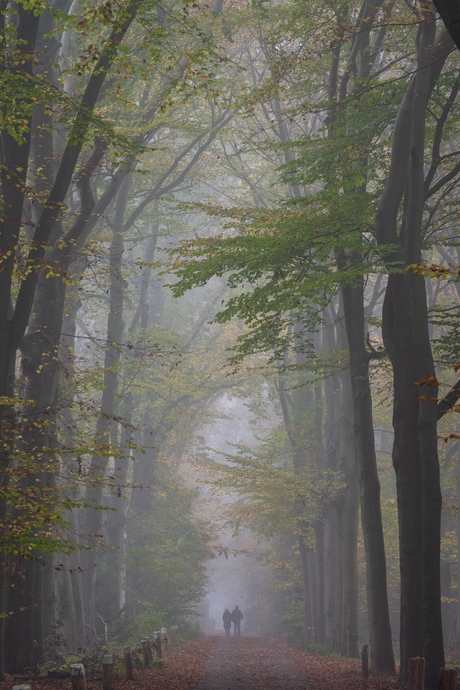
[1,2,460,688]
[195,394,266,635]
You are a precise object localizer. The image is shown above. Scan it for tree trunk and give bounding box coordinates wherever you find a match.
[0,8,41,676]
[375,15,450,687]
[80,177,129,639]
[298,536,312,633]
[55,554,80,652]
[104,414,133,624]
[382,274,423,681]
[457,479,460,646]
[410,279,444,690]
[323,322,344,651]
[339,369,359,658]
[324,501,343,649]
[313,376,326,645]
[440,559,454,647]
[276,331,323,639]
[340,277,394,673]
[4,262,65,671]
[54,282,89,651]
[314,518,326,644]
[103,231,162,621]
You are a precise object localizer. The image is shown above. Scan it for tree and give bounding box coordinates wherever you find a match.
[375,11,457,685]
[168,0,460,681]
[432,0,460,50]
[0,0,143,672]
[0,0,232,669]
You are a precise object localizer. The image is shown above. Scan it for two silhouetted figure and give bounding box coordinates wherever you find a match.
[222,605,244,636]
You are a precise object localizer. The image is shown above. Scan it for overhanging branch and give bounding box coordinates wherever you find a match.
[438,378,460,420]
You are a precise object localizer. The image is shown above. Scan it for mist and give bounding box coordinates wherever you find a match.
[1,2,460,689]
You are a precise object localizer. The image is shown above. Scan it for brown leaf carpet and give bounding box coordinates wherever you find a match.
[1,635,405,690]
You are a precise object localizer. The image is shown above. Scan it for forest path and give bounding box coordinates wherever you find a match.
[0,635,400,690]
[187,635,399,690]
[196,635,316,690]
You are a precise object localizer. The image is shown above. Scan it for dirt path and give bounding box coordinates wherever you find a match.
[197,636,316,690]
[0,635,402,690]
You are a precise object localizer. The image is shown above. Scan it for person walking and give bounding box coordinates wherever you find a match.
[231,605,244,636]
[223,608,232,637]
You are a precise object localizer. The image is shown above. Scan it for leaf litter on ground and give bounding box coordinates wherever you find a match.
[0,635,416,690]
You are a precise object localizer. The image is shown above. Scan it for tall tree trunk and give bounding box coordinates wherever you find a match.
[322,316,344,651]
[334,304,359,659]
[80,177,129,640]
[3,133,110,668]
[55,286,87,651]
[104,416,133,624]
[324,501,343,649]
[338,368,359,658]
[0,7,41,675]
[340,275,395,673]
[313,378,326,645]
[104,231,161,621]
[298,538,312,633]
[4,258,65,671]
[376,13,446,687]
[276,326,324,639]
[382,274,423,680]
[405,18,444,686]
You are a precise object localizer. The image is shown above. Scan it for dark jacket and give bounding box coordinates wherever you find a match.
[223,609,232,628]
[231,607,244,622]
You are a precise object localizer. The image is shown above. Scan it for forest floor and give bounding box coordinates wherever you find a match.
[1,635,411,690]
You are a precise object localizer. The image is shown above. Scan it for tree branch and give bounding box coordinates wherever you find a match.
[10,0,141,349]
[438,378,460,420]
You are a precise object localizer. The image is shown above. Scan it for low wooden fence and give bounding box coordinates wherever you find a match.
[407,658,457,690]
[360,648,458,690]
[71,628,169,690]
[12,628,169,690]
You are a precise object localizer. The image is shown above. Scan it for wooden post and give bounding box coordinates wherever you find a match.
[141,638,150,667]
[102,654,114,690]
[155,631,162,658]
[146,636,152,662]
[161,628,168,657]
[71,664,87,690]
[124,646,134,680]
[439,668,458,690]
[361,644,369,679]
[408,657,425,690]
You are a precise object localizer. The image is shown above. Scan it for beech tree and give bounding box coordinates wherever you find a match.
[169,0,460,684]
[0,0,144,673]
[0,0,234,671]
